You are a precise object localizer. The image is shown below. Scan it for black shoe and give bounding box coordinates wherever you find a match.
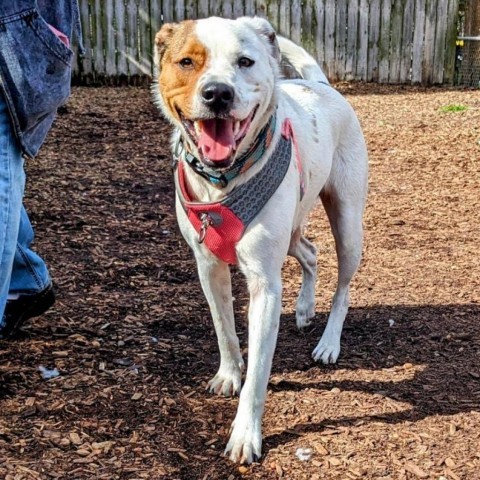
[0,285,56,339]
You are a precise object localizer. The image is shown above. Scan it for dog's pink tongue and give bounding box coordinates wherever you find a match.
[198,119,235,163]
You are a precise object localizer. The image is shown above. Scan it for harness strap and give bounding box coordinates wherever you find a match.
[175,119,298,264]
[282,118,305,200]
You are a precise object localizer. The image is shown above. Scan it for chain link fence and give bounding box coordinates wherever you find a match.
[456,37,480,87]
[456,0,480,87]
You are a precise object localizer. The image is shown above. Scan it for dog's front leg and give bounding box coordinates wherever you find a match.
[225,268,283,463]
[196,257,244,397]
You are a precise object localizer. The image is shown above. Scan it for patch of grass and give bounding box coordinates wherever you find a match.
[439,104,468,113]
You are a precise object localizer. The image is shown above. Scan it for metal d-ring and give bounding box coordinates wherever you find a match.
[198,213,212,244]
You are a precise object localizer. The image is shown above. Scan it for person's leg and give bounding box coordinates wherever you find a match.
[0,92,54,338]
[0,93,25,322]
[9,206,52,295]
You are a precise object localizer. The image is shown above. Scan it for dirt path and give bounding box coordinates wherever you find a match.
[0,84,479,479]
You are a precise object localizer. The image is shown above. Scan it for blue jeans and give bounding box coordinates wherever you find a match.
[0,93,50,321]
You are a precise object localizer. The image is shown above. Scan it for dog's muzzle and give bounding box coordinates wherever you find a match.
[201,82,234,115]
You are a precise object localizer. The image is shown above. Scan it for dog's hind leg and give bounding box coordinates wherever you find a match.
[312,148,367,364]
[288,229,317,329]
[197,258,244,396]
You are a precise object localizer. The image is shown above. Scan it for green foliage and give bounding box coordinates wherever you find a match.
[439,104,468,113]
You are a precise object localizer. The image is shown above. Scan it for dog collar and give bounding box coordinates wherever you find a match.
[175,119,293,264]
[173,114,277,188]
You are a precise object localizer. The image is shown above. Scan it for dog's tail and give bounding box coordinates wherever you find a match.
[277,35,329,84]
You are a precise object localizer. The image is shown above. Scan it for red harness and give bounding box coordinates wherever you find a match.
[176,161,245,264]
[175,119,302,264]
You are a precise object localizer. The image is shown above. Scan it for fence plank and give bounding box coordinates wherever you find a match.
[175,0,185,21]
[185,0,197,20]
[232,0,244,18]
[244,0,255,17]
[378,0,392,82]
[76,0,93,78]
[324,0,336,80]
[433,0,448,83]
[399,0,415,83]
[443,0,460,83]
[301,0,315,59]
[367,0,381,81]
[389,0,404,82]
[150,0,162,50]
[210,0,223,17]
[138,0,152,75]
[290,0,302,44]
[356,0,369,80]
[104,0,115,76]
[422,0,437,84]
[412,0,426,82]
[314,0,326,73]
[335,0,347,81]
[345,0,358,80]
[92,0,105,76]
[222,0,234,18]
[267,0,280,33]
[115,0,127,80]
[163,0,174,23]
[125,0,139,76]
[278,0,291,38]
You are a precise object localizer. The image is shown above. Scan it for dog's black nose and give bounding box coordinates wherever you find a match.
[201,82,234,113]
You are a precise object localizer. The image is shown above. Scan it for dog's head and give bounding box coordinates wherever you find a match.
[153,16,280,170]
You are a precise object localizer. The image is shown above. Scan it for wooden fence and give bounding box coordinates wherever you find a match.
[74,0,460,85]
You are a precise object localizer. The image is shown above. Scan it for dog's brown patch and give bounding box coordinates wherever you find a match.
[155,21,208,121]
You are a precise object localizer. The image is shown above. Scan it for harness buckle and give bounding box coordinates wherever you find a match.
[198,213,212,244]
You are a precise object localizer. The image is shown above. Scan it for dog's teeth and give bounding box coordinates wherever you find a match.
[234,121,240,137]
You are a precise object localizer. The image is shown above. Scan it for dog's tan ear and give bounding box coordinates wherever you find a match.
[237,17,281,62]
[154,23,178,66]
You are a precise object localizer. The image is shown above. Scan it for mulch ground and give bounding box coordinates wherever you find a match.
[0,83,479,480]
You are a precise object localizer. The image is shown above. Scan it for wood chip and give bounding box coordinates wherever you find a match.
[328,457,341,466]
[76,449,90,457]
[445,468,461,480]
[405,462,428,478]
[444,457,456,468]
[314,443,329,455]
[69,433,82,445]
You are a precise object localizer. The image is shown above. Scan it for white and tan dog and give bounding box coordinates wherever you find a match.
[153,16,368,463]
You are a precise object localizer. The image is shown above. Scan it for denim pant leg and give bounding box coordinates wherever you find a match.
[0,93,25,320]
[9,205,51,295]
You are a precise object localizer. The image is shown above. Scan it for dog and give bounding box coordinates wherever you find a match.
[152,16,368,464]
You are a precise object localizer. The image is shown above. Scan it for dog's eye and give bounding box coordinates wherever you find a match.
[179,58,194,69]
[238,57,255,68]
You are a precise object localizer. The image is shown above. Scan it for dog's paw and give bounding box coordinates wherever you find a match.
[295,308,315,330]
[224,418,262,464]
[207,368,242,397]
[312,334,341,364]
[295,296,315,330]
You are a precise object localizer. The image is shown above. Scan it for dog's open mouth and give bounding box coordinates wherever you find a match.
[180,107,258,168]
